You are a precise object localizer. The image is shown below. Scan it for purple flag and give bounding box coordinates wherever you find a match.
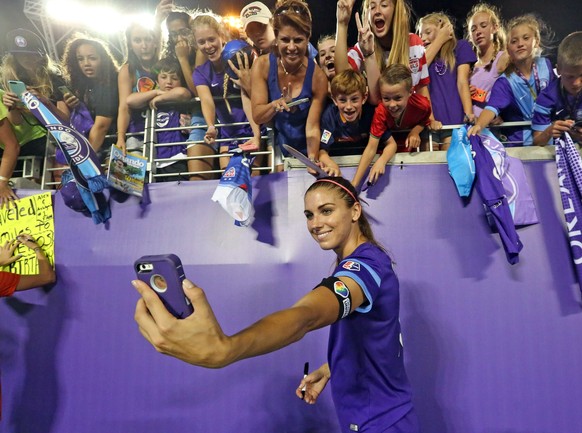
[555,132,582,291]
[479,129,539,226]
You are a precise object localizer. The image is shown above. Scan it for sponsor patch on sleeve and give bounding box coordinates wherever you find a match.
[321,129,332,144]
[342,261,360,271]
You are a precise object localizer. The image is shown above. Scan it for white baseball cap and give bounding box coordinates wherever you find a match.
[240,1,272,31]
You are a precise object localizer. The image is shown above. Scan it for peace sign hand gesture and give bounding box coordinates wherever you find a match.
[355,12,375,58]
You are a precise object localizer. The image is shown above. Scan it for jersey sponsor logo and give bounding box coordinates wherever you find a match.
[409,58,420,74]
[156,111,170,128]
[341,298,351,319]
[321,129,332,144]
[224,167,236,178]
[333,280,349,298]
[342,261,360,271]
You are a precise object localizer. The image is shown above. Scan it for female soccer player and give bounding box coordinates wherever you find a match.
[133,176,419,433]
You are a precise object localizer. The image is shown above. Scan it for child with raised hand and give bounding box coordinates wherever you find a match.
[126,58,192,181]
[468,14,556,146]
[532,31,582,145]
[318,70,374,175]
[466,3,509,118]
[417,12,477,151]
[334,0,430,105]
[352,64,432,188]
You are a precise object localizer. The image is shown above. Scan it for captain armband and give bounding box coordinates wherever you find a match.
[317,276,352,321]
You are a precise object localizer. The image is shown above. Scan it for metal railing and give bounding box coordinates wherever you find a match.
[6,105,563,189]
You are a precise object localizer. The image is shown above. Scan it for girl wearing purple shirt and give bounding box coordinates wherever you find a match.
[191,14,261,172]
[418,12,477,150]
[134,176,419,433]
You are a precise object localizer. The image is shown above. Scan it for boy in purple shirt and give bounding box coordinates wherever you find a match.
[532,31,582,145]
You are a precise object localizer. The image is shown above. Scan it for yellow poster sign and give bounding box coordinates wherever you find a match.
[0,192,55,275]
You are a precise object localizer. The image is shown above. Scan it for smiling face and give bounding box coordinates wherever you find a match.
[366,0,395,40]
[276,25,309,67]
[418,22,438,48]
[304,188,361,256]
[194,24,224,65]
[469,12,496,52]
[379,81,411,119]
[507,24,538,65]
[76,43,102,79]
[318,38,336,80]
[130,27,157,64]
[333,90,367,123]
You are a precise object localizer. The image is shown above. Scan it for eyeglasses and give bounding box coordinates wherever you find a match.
[169,28,192,40]
[274,4,309,17]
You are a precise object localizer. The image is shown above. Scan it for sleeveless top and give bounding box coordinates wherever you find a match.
[267,53,314,156]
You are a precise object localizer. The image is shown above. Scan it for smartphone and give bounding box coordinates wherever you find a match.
[134,254,194,319]
[58,85,73,95]
[287,97,310,108]
[8,80,27,97]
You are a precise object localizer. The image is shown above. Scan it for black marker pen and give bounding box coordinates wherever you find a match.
[301,362,309,400]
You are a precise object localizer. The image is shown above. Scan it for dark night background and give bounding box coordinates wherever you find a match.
[0,0,578,63]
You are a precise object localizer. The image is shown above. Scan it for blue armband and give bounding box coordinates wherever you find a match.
[317,276,352,321]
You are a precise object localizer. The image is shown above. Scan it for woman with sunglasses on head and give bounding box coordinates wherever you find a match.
[250,0,330,173]
[134,176,419,433]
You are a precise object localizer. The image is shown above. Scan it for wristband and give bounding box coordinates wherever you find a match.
[363,51,375,59]
[0,176,9,182]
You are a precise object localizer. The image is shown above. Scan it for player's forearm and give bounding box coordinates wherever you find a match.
[227,306,318,365]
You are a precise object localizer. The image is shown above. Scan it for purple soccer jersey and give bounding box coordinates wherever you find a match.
[193,61,254,146]
[326,243,415,432]
[471,135,523,264]
[532,78,582,132]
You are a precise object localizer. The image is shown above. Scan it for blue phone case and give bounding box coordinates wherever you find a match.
[134,254,193,319]
[8,80,27,97]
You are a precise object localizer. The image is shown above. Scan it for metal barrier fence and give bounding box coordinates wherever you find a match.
[4,101,553,190]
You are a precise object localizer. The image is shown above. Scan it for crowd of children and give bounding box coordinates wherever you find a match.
[0,0,580,200]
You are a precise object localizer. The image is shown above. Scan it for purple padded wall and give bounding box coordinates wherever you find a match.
[1,163,581,433]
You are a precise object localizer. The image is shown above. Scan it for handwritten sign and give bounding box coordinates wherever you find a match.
[0,192,54,275]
